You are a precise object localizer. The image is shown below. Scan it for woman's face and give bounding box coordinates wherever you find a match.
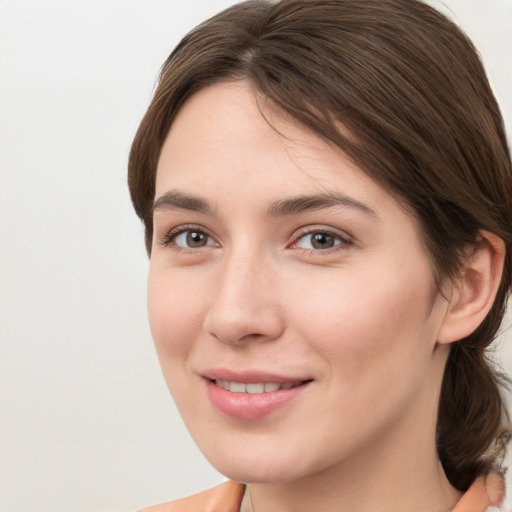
[148,81,451,484]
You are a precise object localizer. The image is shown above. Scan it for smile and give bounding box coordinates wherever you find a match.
[206,377,312,420]
[214,380,304,393]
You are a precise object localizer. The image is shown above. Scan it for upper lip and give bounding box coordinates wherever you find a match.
[202,368,312,384]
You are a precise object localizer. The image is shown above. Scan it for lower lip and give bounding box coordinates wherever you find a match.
[206,380,310,420]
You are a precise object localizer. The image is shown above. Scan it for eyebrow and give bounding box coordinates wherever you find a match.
[152,190,378,219]
[267,193,378,219]
[153,191,214,215]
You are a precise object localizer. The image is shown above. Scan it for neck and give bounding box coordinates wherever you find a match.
[242,437,461,512]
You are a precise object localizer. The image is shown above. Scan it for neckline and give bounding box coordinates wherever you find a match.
[236,476,502,512]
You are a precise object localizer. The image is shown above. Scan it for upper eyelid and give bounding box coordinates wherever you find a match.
[156,223,353,249]
[291,225,353,242]
[158,224,217,246]
[288,227,354,254]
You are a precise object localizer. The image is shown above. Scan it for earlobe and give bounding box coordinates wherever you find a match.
[437,231,505,345]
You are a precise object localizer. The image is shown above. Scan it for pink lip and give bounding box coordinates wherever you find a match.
[203,368,312,420]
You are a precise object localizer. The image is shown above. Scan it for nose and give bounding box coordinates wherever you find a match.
[203,251,284,346]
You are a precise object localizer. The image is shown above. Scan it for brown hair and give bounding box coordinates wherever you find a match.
[128,0,512,491]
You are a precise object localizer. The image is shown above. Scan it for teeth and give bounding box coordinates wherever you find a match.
[246,383,264,394]
[217,379,229,390]
[230,382,246,393]
[215,380,302,393]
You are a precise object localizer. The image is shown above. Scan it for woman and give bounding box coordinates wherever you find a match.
[128,0,511,510]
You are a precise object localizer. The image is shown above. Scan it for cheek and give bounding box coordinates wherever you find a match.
[291,260,439,374]
[291,265,441,442]
[147,266,205,362]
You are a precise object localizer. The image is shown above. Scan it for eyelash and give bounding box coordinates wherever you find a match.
[158,225,353,253]
[159,225,216,250]
[290,227,353,254]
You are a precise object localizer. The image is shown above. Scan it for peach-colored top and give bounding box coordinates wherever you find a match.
[139,474,505,512]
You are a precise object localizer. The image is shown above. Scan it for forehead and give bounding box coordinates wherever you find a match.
[158,83,358,191]
[155,81,415,228]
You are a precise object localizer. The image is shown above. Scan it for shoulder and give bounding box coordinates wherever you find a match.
[452,474,508,512]
[138,481,245,512]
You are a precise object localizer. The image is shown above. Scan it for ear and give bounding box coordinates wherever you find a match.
[437,231,505,344]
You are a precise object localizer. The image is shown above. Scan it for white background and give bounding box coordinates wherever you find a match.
[0,1,511,511]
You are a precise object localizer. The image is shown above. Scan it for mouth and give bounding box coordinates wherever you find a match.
[212,379,309,394]
[205,374,313,420]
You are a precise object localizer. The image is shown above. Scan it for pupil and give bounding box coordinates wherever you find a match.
[187,231,206,247]
[312,233,333,249]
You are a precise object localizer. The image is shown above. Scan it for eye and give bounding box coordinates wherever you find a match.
[175,230,214,248]
[294,230,350,250]
[161,227,217,249]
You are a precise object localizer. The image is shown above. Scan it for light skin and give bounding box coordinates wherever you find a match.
[147,81,504,512]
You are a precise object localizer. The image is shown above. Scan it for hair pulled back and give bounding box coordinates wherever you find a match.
[128,0,512,491]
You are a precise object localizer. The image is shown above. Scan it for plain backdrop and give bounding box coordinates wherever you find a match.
[0,1,511,511]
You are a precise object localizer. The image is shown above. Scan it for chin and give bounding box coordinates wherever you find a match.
[212,461,300,484]
[197,441,323,484]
